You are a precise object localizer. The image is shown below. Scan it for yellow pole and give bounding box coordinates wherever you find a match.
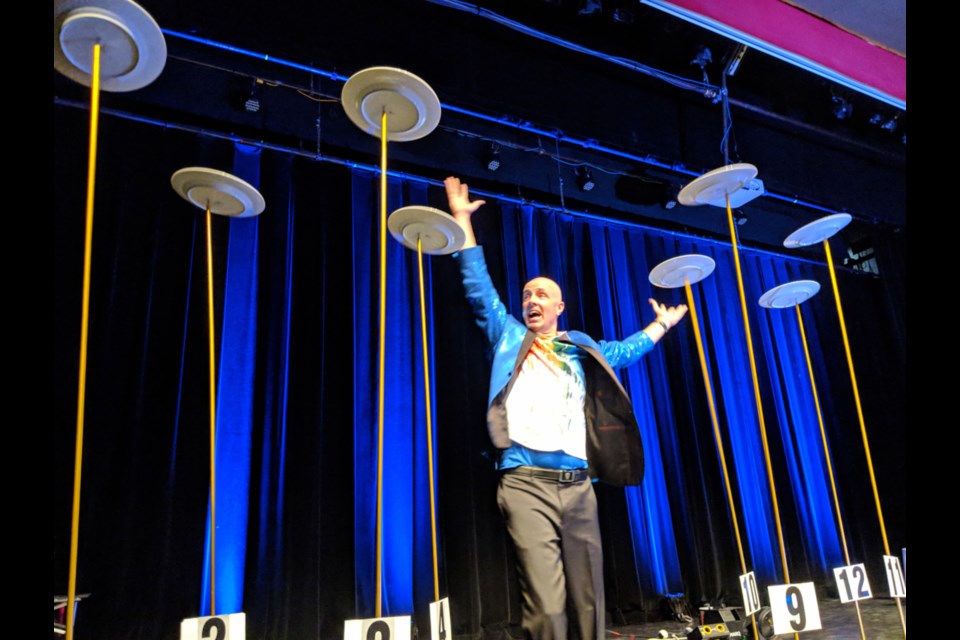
[67,42,101,640]
[794,304,866,639]
[823,240,906,636]
[418,237,441,601]
[723,196,793,640]
[375,109,388,617]
[684,278,756,633]
[206,206,218,616]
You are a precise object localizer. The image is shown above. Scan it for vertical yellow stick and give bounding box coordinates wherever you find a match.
[67,42,101,640]
[794,304,865,639]
[724,197,793,640]
[823,240,906,636]
[418,237,440,601]
[375,109,388,618]
[684,278,757,634]
[206,206,217,616]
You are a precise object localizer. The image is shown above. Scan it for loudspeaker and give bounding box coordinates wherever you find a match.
[699,606,744,633]
[687,623,731,639]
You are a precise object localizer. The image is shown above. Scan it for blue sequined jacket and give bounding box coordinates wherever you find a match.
[454,245,655,486]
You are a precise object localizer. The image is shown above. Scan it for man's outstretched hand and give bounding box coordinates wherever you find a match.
[649,298,689,330]
[445,176,485,249]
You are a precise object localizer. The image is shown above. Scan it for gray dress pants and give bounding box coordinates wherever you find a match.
[497,470,605,640]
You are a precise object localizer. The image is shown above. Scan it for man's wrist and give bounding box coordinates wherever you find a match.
[657,320,669,332]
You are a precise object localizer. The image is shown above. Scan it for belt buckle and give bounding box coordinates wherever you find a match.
[558,470,577,483]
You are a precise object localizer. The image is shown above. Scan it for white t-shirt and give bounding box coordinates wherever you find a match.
[504,335,587,460]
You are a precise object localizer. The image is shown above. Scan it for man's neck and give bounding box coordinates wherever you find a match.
[535,329,562,339]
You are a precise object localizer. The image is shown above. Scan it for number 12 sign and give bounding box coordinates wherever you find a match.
[833,564,872,603]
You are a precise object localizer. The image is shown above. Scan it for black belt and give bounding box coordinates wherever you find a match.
[502,466,590,483]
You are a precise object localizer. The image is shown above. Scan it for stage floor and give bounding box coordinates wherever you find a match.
[607,597,906,640]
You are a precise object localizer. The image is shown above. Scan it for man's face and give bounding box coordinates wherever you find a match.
[522,277,565,336]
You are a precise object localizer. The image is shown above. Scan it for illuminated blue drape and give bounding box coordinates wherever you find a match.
[352,172,439,616]
[588,225,685,595]
[201,144,262,615]
[685,241,841,583]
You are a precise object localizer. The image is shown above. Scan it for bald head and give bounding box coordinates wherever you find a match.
[521,277,565,337]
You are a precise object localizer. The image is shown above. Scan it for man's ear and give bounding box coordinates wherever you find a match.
[557,301,565,316]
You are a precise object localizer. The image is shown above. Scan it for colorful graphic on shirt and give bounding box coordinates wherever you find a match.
[504,336,587,459]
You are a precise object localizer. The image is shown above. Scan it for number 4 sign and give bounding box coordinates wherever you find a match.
[429,598,451,640]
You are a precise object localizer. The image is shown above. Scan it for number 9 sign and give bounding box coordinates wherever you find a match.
[768,582,822,635]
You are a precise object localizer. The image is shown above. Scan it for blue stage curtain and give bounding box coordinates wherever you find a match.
[54,107,902,639]
[351,171,440,617]
[200,143,262,616]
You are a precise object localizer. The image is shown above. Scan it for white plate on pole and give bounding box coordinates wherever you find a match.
[677,163,759,207]
[54,0,167,92]
[758,280,820,308]
[388,206,466,255]
[341,67,441,142]
[648,254,715,288]
[783,213,852,248]
[171,167,266,218]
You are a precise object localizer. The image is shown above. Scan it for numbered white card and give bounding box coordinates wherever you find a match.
[180,612,246,640]
[739,571,762,616]
[768,582,821,635]
[883,554,906,597]
[344,615,412,640]
[429,598,452,640]
[833,563,872,603]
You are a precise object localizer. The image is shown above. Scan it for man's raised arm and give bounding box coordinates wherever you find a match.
[445,176,485,249]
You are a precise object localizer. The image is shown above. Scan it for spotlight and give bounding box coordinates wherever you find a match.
[870,112,900,133]
[484,143,501,171]
[690,46,713,70]
[244,79,261,113]
[578,0,602,16]
[660,184,680,210]
[612,7,634,23]
[723,44,748,77]
[831,94,853,120]
[575,166,595,192]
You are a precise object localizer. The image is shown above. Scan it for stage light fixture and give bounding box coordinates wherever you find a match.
[575,166,595,192]
[869,112,900,133]
[690,46,713,70]
[244,79,261,113]
[484,143,501,171]
[660,184,680,210]
[733,209,748,226]
[579,0,602,16]
[831,94,853,120]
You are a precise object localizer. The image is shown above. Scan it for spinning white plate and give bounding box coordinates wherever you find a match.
[388,206,466,255]
[171,167,265,218]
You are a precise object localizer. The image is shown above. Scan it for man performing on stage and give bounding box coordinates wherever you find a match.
[445,176,688,640]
